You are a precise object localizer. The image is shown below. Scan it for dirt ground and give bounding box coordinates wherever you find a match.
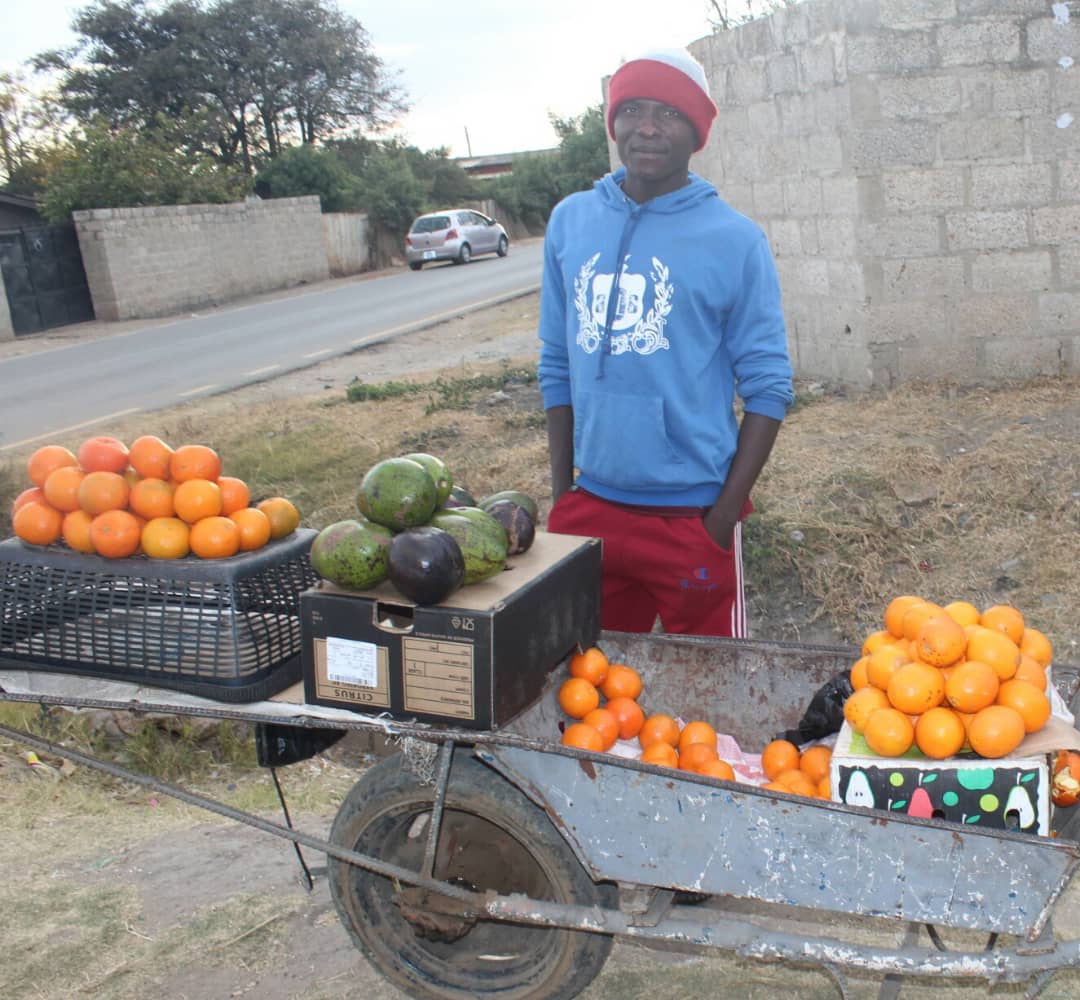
[4,275,1080,999]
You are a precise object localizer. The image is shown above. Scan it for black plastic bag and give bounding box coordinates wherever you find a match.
[774,670,854,746]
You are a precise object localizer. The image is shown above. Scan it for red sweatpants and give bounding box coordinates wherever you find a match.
[547,489,749,637]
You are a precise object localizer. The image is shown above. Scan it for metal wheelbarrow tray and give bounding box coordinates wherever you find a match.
[4,630,1080,999]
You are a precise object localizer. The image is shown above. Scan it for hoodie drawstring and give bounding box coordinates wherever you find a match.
[597,205,643,378]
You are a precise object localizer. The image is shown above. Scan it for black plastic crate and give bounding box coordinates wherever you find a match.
[0,529,318,702]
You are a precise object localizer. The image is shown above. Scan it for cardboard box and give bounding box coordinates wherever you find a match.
[301,531,602,728]
[830,721,1051,835]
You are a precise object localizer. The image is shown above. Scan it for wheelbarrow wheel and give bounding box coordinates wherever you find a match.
[328,750,616,1000]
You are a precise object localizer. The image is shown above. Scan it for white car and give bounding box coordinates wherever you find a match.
[405,209,509,270]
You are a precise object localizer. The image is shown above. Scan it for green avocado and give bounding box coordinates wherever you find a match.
[356,457,438,529]
[309,520,391,590]
[428,507,508,585]
[402,452,453,506]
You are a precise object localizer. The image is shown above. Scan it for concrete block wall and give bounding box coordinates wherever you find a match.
[73,196,330,321]
[680,0,1080,388]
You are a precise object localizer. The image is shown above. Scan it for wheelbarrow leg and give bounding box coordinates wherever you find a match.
[876,922,920,1000]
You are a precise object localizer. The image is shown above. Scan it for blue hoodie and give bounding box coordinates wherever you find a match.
[538,168,795,508]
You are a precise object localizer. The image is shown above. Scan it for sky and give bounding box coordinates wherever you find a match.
[1,0,719,157]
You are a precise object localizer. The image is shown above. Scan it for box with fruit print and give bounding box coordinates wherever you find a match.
[829,720,1051,835]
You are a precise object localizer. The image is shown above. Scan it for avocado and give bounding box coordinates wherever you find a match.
[356,457,438,529]
[428,508,508,584]
[402,452,453,506]
[310,520,391,590]
[479,489,539,524]
[442,484,477,508]
[483,499,535,555]
[388,526,465,605]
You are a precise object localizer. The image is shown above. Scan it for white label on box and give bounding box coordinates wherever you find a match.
[326,636,380,688]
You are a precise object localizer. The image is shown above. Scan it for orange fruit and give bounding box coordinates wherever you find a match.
[12,486,46,515]
[228,507,272,551]
[915,706,966,759]
[217,476,250,516]
[639,742,679,768]
[915,614,967,667]
[557,677,600,719]
[599,663,643,701]
[257,496,300,539]
[128,435,174,479]
[78,470,130,515]
[761,739,800,781]
[189,515,240,559]
[170,443,222,483]
[1019,627,1053,669]
[61,509,96,553]
[850,655,870,690]
[142,516,191,559]
[799,745,832,783]
[77,435,130,474]
[863,707,915,757]
[862,629,895,655]
[581,708,619,750]
[965,626,1020,681]
[678,741,719,772]
[27,444,78,487]
[944,659,999,713]
[173,478,223,524]
[817,775,831,799]
[884,595,924,638]
[14,500,63,546]
[678,720,717,754]
[844,685,890,733]
[777,770,819,797]
[698,758,736,781]
[886,661,945,715]
[866,644,910,691]
[901,600,946,642]
[42,465,87,513]
[569,646,610,686]
[605,696,645,740]
[996,679,1051,734]
[1015,654,1048,692]
[128,477,176,519]
[943,600,981,628]
[638,714,681,750]
[89,509,141,558]
[561,722,605,752]
[967,705,1026,759]
[980,604,1025,645]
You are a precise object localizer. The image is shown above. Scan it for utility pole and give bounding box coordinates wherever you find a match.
[464,126,473,157]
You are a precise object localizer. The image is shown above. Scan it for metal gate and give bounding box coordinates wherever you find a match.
[0,223,95,335]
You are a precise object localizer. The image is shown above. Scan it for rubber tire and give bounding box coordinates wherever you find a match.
[409,261,423,271]
[497,235,509,257]
[327,751,616,1000]
[456,243,471,264]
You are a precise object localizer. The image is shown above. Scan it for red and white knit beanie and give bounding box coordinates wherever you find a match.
[606,48,718,152]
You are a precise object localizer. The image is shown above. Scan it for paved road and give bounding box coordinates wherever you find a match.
[0,240,543,452]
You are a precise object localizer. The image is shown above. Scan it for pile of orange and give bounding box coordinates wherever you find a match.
[556,646,738,782]
[11,435,300,561]
[759,739,834,800]
[844,596,1054,761]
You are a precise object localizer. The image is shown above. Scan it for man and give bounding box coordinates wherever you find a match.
[538,47,794,637]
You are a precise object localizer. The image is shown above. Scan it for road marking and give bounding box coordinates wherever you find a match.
[0,408,142,453]
[177,384,219,398]
[302,348,333,359]
[350,286,540,348]
[245,364,282,376]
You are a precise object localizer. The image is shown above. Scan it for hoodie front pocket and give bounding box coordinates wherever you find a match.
[574,390,684,490]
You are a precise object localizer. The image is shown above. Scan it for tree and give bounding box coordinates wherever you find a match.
[39,116,249,222]
[550,105,609,195]
[35,0,407,173]
[0,72,69,194]
[253,143,358,211]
